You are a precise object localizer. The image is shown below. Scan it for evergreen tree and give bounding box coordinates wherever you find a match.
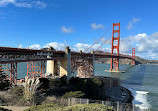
[0,67,11,91]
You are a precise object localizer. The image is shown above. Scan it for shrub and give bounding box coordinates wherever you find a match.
[8,86,24,97]
[91,78,102,86]
[7,86,25,106]
[63,103,114,111]
[0,107,11,111]
[49,78,60,87]
[71,78,103,100]
[62,91,85,99]
[68,77,80,86]
[59,75,67,86]
[24,103,62,111]
[0,68,11,91]
[24,103,114,111]
[41,96,58,104]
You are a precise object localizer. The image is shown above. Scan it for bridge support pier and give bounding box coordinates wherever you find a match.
[60,60,68,77]
[59,46,71,82]
[46,60,58,76]
[91,50,95,76]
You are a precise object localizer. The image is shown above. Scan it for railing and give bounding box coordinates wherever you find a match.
[68,98,151,111]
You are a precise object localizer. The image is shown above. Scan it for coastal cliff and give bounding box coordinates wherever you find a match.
[68,76,133,103]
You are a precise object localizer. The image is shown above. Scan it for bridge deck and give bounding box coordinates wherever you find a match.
[0,47,134,63]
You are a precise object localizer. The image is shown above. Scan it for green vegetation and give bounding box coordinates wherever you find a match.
[0,68,11,91]
[63,103,114,111]
[49,78,60,87]
[0,86,26,106]
[0,76,112,109]
[24,103,114,111]
[0,107,11,111]
[24,103,62,111]
[62,91,85,99]
[9,86,24,97]
[69,77,103,100]
[46,77,104,101]
[49,75,67,87]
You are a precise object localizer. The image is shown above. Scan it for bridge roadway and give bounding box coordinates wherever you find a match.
[0,47,134,63]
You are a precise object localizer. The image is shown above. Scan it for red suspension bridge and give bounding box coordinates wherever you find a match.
[0,23,136,85]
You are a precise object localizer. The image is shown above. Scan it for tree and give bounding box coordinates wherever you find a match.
[0,67,11,91]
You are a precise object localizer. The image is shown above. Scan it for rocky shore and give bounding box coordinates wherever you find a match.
[92,76,133,103]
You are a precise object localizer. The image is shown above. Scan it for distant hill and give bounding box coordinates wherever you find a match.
[94,50,158,65]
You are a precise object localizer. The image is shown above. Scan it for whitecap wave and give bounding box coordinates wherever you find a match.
[136,91,149,95]
[128,88,150,110]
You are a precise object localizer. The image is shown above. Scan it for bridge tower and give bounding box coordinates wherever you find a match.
[110,23,120,72]
[131,48,135,65]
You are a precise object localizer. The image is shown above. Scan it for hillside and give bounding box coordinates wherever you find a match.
[95,50,158,65]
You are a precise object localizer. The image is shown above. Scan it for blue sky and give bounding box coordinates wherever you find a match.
[0,0,158,59]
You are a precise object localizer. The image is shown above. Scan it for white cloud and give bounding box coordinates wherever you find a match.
[25,31,158,60]
[44,42,66,50]
[127,18,140,29]
[0,0,47,9]
[18,44,22,48]
[30,42,110,52]
[91,23,105,30]
[73,43,110,52]
[61,26,74,33]
[118,32,158,59]
[28,44,40,49]
[0,0,15,6]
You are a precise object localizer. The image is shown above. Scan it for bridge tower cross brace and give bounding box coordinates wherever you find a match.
[27,61,46,78]
[110,23,120,71]
[131,48,135,65]
[0,63,17,85]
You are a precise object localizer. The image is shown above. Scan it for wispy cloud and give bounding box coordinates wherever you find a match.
[18,44,22,48]
[27,44,40,49]
[127,18,140,30]
[91,23,105,30]
[61,26,74,33]
[0,0,47,9]
[44,42,66,50]
[27,42,110,52]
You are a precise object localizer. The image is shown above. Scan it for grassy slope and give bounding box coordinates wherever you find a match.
[24,103,113,111]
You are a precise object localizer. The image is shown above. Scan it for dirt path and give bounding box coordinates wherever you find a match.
[0,106,29,111]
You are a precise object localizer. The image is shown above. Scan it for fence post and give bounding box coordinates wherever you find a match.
[117,102,119,111]
[80,98,81,104]
[102,101,104,105]
[68,98,70,106]
[133,104,134,111]
[87,99,89,104]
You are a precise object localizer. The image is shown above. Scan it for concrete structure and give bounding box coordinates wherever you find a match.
[59,46,71,82]
[46,46,71,82]
[46,60,58,76]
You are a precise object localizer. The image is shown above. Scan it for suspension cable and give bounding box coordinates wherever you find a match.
[95,35,111,51]
[84,25,112,52]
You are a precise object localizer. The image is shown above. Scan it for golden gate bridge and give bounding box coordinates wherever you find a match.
[0,23,136,85]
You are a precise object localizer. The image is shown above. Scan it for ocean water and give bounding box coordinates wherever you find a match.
[17,62,157,110]
[94,63,158,111]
